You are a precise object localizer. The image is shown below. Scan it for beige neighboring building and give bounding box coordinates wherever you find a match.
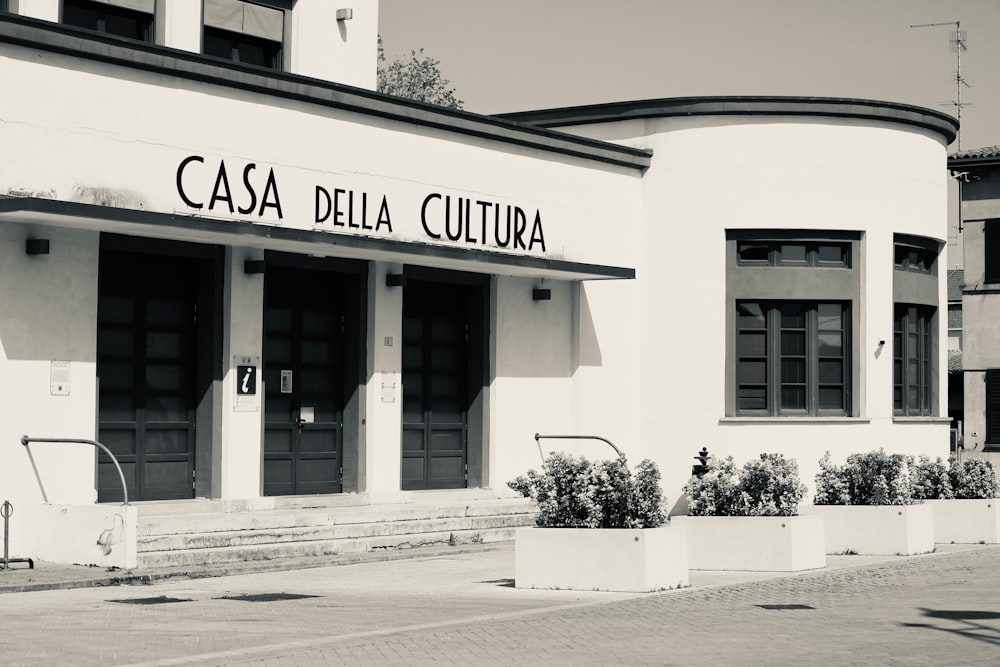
[949,146,1000,467]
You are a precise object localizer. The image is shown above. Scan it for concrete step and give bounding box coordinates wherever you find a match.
[138,514,533,552]
[132,495,537,569]
[136,526,521,569]
[138,499,535,537]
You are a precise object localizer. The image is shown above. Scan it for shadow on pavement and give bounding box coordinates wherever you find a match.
[901,607,1000,647]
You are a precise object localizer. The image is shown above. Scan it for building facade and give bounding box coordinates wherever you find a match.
[949,145,1000,467]
[0,2,959,564]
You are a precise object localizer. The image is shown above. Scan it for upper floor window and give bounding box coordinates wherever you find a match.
[985,220,1000,284]
[62,0,154,42]
[894,236,938,275]
[737,241,850,268]
[204,0,285,70]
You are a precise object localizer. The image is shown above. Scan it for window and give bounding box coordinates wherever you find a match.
[62,0,154,42]
[986,220,1000,284]
[204,26,281,69]
[894,236,938,275]
[988,370,1000,445]
[736,301,850,416]
[737,241,850,268]
[894,305,935,416]
[203,0,285,70]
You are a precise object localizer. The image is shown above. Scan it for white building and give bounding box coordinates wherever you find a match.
[0,1,958,567]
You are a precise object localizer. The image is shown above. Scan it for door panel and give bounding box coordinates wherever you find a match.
[402,281,481,490]
[263,268,346,496]
[97,252,199,502]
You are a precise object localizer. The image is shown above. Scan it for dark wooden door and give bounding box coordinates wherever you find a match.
[97,252,198,502]
[263,267,345,496]
[402,282,478,490]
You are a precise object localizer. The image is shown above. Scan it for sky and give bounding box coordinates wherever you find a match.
[378,0,1000,152]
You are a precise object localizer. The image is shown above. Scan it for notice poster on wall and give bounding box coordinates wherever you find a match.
[50,360,70,396]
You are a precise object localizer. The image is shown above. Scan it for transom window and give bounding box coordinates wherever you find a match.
[62,0,154,42]
[736,301,850,416]
[893,305,935,416]
[737,241,850,268]
[894,244,936,274]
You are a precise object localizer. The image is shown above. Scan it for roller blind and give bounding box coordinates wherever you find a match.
[92,0,155,12]
[205,0,283,42]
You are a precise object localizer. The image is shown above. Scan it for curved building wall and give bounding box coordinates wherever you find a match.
[533,108,954,505]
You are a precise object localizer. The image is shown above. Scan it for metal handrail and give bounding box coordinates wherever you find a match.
[533,433,623,463]
[21,436,129,506]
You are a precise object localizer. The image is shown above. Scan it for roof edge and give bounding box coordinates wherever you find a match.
[498,96,959,145]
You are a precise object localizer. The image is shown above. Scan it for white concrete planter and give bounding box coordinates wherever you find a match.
[514,526,689,592]
[670,515,826,572]
[926,498,1000,544]
[807,503,934,555]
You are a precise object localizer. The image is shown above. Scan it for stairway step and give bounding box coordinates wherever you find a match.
[138,514,534,552]
[138,499,535,537]
[136,527,518,569]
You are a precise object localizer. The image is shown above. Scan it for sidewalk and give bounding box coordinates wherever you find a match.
[0,539,989,595]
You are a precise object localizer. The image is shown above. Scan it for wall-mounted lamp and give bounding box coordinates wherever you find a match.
[336,8,353,20]
[532,288,551,301]
[25,239,50,256]
[244,259,266,275]
[878,339,886,347]
[386,273,407,287]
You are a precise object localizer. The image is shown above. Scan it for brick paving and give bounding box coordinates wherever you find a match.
[1,544,998,666]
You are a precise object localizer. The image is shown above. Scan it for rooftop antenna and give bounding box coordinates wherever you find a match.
[910,20,969,149]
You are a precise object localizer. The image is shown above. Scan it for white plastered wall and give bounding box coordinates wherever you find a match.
[219,246,265,499]
[544,115,952,507]
[0,224,99,505]
[288,0,378,90]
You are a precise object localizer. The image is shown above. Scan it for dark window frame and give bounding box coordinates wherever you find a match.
[893,304,935,417]
[62,0,154,43]
[736,300,851,417]
[203,25,283,71]
[985,220,1000,285]
[736,241,851,268]
[893,234,939,276]
[987,369,1000,446]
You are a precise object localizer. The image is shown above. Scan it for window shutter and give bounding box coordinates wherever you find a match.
[205,0,283,42]
[986,369,1000,444]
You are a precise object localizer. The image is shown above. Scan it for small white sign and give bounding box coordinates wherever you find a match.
[280,370,293,394]
[50,360,70,396]
[381,371,398,403]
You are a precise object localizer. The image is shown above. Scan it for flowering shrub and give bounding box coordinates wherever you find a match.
[508,452,666,528]
[949,458,999,499]
[911,456,953,501]
[683,453,806,517]
[814,449,915,506]
[815,451,999,504]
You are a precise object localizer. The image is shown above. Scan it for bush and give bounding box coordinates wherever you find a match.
[950,458,999,499]
[684,453,806,517]
[814,451,999,504]
[508,452,666,529]
[814,449,915,506]
[911,456,953,501]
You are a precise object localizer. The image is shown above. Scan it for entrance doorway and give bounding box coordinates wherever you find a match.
[401,279,486,490]
[97,249,211,502]
[263,266,349,496]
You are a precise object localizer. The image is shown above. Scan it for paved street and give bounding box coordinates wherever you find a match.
[1,544,998,666]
